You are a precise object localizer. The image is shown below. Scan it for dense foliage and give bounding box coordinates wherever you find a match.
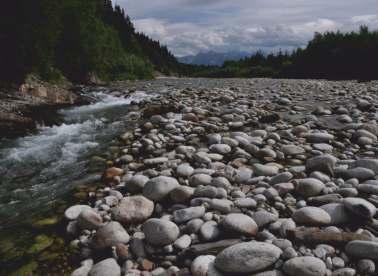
[0,0,179,84]
[185,26,378,80]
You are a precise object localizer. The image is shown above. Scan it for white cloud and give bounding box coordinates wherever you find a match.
[120,0,378,56]
[351,14,378,24]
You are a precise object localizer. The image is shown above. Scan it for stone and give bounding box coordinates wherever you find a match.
[88,258,121,276]
[214,241,282,273]
[357,259,375,274]
[200,221,220,241]
[235,198,257,209]
[305,133,334,143]
[112,196,154,224]
[126,175,149,193]
[93,221,130,249]
[221,213,258,236]
[176,163,194,177]
[320,203,349,225]
[170,186,194,203]
[103,167,124,181]
[72,259,93,276]
[143,176,179,201]
[173,234,192,250]
[343,197,377,219]
[292,207,331,226]
[142,218,180,246]
[173,206,206,223]
[65,205,92,220]
[283,256,326,276]
[252,210,279,228]
[77,209,103,230]
[191,255,221,276]
[345,241,378,260]
[353,159,378,174]
[339,167,375,181]
[282,145,305,156]
[306,154,336,176]
[144,157,168,165]
[189,174,212,187]
[270,172,293,185]
[332,268,356,276]
[210,144,232,155]
[296,178,325,198]
[253,163,279,176]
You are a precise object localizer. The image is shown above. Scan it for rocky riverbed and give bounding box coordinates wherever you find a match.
[6,77,378,275]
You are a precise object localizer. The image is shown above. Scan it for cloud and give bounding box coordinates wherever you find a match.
[121,0,378,56]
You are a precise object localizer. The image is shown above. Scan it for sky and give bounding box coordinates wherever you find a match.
[117,0,378,57]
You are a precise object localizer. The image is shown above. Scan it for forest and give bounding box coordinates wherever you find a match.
[1,0,378,85]
[184,26,378,80]
[0,0,179,85]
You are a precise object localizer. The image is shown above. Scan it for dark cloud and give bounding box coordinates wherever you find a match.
[118,0,378,56]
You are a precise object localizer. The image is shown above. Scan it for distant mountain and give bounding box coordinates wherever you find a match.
[178,51,251,66]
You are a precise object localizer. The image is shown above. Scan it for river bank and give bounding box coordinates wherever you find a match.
[61,78,378,276]
[2,78,378,275]
[0,76,90,139]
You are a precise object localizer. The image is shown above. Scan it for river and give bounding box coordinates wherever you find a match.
[0,88,155,274]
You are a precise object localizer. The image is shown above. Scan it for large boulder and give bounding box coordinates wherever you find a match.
[143,176,179,201]
[214,241,282,273]
[221,213,258,236]
[142,218,180,246]
[296,178,325,198]
[93,222,130,249]
[292,207,331,226]
[283,256,326,276]
[112,196,154,224]
[88,258,121,276]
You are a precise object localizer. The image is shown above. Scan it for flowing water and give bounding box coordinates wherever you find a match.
[0,89,155,274]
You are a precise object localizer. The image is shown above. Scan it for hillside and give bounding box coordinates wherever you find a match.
[0,0,179,85]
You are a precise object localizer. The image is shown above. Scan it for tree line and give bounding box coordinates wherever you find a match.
[0,0,180,85]
[1,1,378,85]
[182,26,378,81]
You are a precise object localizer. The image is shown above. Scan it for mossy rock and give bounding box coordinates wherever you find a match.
[0,239,25,261]
[73,191,87,200]
[31,216,59,229]
[27,235,54,255]
[10,261,38,276]
[37,251,60,262]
